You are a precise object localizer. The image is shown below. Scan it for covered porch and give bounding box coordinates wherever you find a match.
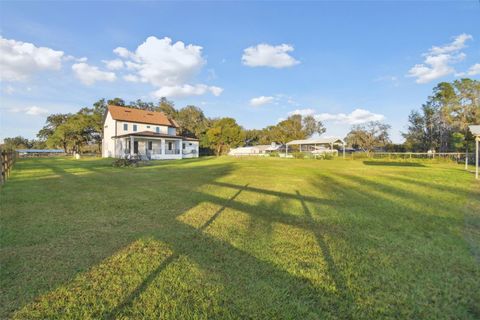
[286,137,346,158]
[115,133,183,160]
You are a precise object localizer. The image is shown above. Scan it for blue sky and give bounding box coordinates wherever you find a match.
[1,1,479,143]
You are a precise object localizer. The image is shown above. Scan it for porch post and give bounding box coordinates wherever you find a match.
[161,138,166,155]
[130,136,134,156]
[476,136,478,179]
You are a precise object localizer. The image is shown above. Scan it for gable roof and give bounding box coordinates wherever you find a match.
[107,105,179,128]
[469,125,480,136]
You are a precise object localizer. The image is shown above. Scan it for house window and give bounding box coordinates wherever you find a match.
[147,125,150,128]
[133,124,137,132]
[156,127,160,133]
[182,143,185,149]
[168,142,173,150]
[148,141,152,150]
[123,123,128,131]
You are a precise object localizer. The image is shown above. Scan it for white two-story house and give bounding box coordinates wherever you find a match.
[102,105,199,159]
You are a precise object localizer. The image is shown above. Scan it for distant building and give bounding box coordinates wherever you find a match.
[228,143,281,156]
[16,149,65,157]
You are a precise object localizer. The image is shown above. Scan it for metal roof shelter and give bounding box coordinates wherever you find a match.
[286,137,345,158]
[469,125,480,179]
[16,149,64,153]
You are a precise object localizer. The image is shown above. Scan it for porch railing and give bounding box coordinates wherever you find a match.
[165,149,180,155]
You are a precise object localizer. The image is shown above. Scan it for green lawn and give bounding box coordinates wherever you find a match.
[1,156,479,319]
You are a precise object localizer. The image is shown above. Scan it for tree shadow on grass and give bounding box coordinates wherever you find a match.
[1,159,236,318]
[14,182,358,319]
[7,159,479,319]
[363,161,425,167]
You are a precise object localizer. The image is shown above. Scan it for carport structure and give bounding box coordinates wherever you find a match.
[286,137,346,158]
[469,125,480,179]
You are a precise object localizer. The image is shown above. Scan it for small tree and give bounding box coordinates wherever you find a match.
[205,118,244,156]
[345,121,391,153]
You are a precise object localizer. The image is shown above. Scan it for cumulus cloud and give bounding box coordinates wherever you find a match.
[242,43,299,68]
[0,36,64,82]
[113,36,222,98]
[288,108,316,117]
[102,59,124,70]
[407,34,472,84]
[456,63,480,77]
[72,62,116,85]
[9,105,49,116]
[315,109,385,125]
[249,96,275,107]
[152,84,223,99]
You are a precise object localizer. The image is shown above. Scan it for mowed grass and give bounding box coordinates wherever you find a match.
[1,156,479,319]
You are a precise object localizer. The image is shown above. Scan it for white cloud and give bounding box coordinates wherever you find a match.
[429,34,472,55]
[242,43,299,68]
[72,62,116,85]
[113,36,222,98]
[152,84,223,99]
[8,105,48,116]
[0,36,64,82]
[249,96,275,107]
[456,63,480,77]
[113,47,134,59]
[315,109,385,125]
[288,108,316,117]
[102,59,124,70]
[407,34,472,84]
[123,74,140,82]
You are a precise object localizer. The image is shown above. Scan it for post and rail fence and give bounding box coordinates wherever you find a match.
[1,150,17,185]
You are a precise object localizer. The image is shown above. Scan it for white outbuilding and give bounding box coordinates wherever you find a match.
[469,125,480,179]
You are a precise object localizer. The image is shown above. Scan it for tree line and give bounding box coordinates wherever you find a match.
[402,78,479,153]
[2,97,327,156]
[2,78,478,155]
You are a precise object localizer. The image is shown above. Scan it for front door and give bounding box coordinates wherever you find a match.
[134,141,139,154]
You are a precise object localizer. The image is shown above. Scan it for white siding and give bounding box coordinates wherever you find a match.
[182,141,199,158]
[102,112,116,158]
[168,127,177,135]
[116,121,170,135]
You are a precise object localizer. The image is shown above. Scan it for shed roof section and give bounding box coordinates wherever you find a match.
[286,137,344,145]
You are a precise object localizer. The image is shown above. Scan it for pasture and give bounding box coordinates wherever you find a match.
[1,156,479,319]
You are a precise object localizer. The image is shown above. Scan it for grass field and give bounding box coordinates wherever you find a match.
[1,156,479,319]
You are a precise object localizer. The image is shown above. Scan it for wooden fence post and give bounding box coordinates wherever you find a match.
[1,150,16,185]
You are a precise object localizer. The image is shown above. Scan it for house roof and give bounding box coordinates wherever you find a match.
[108,105,179,128]
[286,137,344,145]
[114,131,199,141]
[469,125,480,136]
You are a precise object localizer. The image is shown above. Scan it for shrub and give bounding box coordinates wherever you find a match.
[317,153,334,160]
[112,158,140,167]
[269,151,279,157]
[292,152,305,159]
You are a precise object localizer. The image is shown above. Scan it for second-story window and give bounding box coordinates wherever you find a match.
[156,127,160,133]
[123,123,128,131]
[133,124,137,132]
